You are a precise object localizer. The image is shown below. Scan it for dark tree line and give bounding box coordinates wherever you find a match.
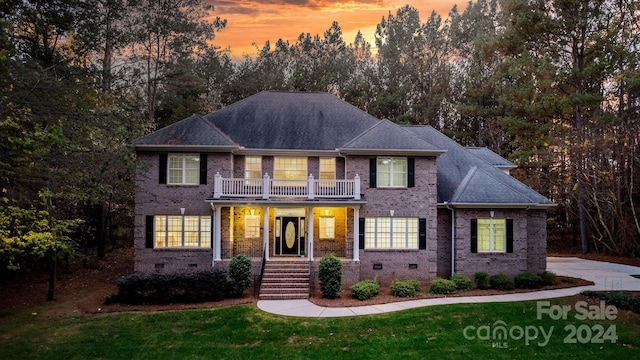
[1,0,639,298]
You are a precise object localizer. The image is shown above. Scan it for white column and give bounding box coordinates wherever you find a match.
[263,206,270,261]
[353,206,360,261]
[213,205,222,261]
[307,207,314,260]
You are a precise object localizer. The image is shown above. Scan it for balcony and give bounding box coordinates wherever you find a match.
[212,173,361,200]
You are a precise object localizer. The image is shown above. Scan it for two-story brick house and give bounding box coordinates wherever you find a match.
[133,91,554,297]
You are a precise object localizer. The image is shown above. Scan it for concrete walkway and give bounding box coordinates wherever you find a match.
[257,257,640,318]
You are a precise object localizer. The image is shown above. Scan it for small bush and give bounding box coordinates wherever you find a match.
[582,291,640,314]
[474,272,490,290]
[350,279,380,300]
[451,274,473,291]
[489,273,515,291]
[318,254,342,299]
[537,271,557,286]
[391,279,421,298]
[429,277,457,295]
[228,253,253,297]
[112,270,228,305]
[514,272,543,289]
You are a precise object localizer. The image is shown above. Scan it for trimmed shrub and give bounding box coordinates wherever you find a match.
[537,271,557,286]
[228,253,253,297]
[350,279,380,300]
[514,272,543,289]
[474,272,490,290]
[489,273,515,291]
[451,274,473,291]
[318,254,342,299]
[582,291,640,314]
[390,279,421,298]
[112,270,227,305]
[429,277,457,295]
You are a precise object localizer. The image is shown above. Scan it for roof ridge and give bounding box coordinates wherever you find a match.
[199,114,239,147]
[451,166,478,202]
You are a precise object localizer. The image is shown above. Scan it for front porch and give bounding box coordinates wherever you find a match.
[214,205,360,261]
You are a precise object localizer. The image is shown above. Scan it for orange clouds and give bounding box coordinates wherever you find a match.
[206,0,462,59]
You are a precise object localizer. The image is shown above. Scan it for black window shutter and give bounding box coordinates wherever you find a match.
[418,218,427,249]
[159,154,167,184]
[506,219,514,253]
[145,215,154,248]
[470,219,478,253]
[408,158,415,188]
[359,218,365,249]
[369,158,377,188]
[199,154,208,185]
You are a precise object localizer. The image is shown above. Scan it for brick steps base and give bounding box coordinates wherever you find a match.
[259,260,310,300]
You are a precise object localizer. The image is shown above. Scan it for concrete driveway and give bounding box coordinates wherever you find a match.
[257,257,640,317]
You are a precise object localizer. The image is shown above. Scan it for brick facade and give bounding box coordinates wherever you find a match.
[134,150,549,289]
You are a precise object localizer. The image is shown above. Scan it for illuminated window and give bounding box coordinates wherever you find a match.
[154,215,211,248]
[274,157,307,185]
[364,217,418,249]
[477,218,506,252]
[245,156,262,185]
[377,157,407,187]
[319,216,335,239]
[319,158,336,183]
[245,215,261,238]
[168,154,199,184]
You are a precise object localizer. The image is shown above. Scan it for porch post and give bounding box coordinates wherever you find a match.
[353,206,360,261]
[213,205,222,261]
[263,206,270,261]
[307,206,314,260]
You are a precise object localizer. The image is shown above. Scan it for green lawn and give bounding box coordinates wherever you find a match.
[1,297,638,359]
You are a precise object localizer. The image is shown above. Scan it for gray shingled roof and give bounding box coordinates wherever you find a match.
[340,119,443,154]
[203,91,382,150]
[466,147,516,169]
[133,114,237,149]
[403,126,553,207]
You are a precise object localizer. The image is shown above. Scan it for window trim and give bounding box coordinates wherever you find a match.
[319,216,335,239]
[154,215,212,248]
[471,218,513,254]
[167,153,200,185]
[376,157,408,188]
[364,217,419,249]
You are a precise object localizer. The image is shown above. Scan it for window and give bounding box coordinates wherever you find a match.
[377,157,407,187]
[154,215,211,248]
[168,154,200,184]
[245,156,262,185]
[245,215,261,238]
[477,218,506,252]
[274,157,307,185]
[319,158,336,183]
[319,216,335,239]
[364,217,418,249]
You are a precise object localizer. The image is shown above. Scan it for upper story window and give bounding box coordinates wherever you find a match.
[377,157,407,187]
[319,158,336,181]
[274,157,307,185]
[245,156,262,185]
[168,154,200,185]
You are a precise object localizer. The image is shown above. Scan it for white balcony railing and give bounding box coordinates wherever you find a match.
[213,173,361,200]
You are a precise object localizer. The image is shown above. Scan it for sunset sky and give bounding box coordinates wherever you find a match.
[207,0,463,60]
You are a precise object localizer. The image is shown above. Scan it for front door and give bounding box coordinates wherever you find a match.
[276,216,306,256]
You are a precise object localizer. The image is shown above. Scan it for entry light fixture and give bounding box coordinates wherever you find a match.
[180,208,186,215]
[390,209,395,216]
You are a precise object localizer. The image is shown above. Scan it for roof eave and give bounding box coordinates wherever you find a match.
[338,148,447,156]
[133,144,239,152]
[438,202,556,209]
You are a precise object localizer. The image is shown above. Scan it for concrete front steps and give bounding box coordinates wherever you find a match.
[259,260,310,300]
